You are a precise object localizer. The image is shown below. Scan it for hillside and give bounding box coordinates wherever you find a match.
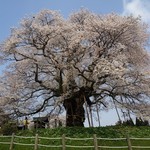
[16,126,150,138]
[1,126,150,150]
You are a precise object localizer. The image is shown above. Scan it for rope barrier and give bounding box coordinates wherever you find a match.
[38,144,62,148]
[99,146,128,149]
[0,134,150,149]
[14,135,35,139]
[65,137,93,140]
[97,137,126,140]
[132,146,150,149]
[131,137,150,140]
[0,135,12,138]
[65,145,94,148]
[13,142,34,146]
[0,141,10,145]
[39,136,61,140]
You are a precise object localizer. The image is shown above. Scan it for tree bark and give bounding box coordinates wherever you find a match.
[63,94,85,127]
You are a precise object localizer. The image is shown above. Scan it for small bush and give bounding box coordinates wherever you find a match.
[0,122,18,135]
[136,118,149,126]
[123,119,135,126]
[115,119,135,126]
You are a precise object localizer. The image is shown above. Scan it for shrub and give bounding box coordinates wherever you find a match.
[0,122,18,135]
[136,118,149,126]
[115,119,135,126]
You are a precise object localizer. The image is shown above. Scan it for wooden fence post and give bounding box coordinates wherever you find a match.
[34,134,39,150]
[62,134,66,150]
[126,134,132,150]
[9,133,15,150]
[93,134,99,150]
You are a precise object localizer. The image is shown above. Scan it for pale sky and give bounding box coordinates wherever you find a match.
[0,0,150,126]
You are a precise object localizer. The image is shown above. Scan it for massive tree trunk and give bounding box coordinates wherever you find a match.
[63,94,85,127]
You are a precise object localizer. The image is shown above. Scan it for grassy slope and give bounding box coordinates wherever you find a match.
[1,126,150,150]
[17,126,150,138]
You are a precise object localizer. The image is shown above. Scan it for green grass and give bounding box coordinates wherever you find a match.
[0,126,150,150]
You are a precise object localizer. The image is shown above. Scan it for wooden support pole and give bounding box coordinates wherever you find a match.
[34,134,39,150]
[9,133,15,150]
[93,134,99,150]
[62,134,66,150]
[90,106,94,127]
[113,99,122,123]
[84,96,91,127]
[96,104,101,127]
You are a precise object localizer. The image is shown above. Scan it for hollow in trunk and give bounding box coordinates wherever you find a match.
[63,95,85,127]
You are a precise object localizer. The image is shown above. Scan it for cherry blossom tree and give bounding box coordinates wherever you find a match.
[0,9,150,126]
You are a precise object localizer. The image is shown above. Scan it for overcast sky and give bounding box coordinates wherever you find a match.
[0,0,150,126]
